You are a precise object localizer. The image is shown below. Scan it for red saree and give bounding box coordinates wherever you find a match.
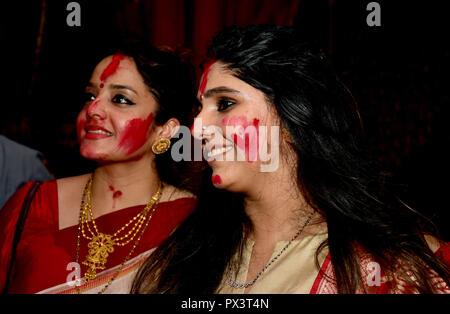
[0,180,196,294]
[310,243,450,294]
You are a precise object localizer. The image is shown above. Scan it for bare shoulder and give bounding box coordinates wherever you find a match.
[424,234,444,253]
[57,174,91,200]
[57,174,91,230]
[160,183,195,203]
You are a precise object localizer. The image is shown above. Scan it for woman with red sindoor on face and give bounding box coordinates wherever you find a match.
[0,43,198,294]
[131,25,450,294]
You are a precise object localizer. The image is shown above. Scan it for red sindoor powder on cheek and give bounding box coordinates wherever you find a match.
[99,53,125,88]
[118,113,154,155]
[223,116,260,162]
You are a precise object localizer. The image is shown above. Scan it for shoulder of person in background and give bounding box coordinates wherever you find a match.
[0,135,54,210]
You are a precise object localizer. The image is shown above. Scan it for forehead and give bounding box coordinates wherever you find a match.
[91,55,143,83]
[203,62,242,89]
[202,62,266,101]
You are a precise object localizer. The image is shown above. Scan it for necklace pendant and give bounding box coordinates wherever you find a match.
[82,233,115,282]
[85,266,98,282]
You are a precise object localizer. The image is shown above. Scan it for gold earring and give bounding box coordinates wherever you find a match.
[152,137,171,154]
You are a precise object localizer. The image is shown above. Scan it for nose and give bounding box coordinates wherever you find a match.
[86,97,106,120]
[191,107,224,143]
[191,106,211,140]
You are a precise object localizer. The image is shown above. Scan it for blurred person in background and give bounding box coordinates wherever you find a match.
[0,135,53,210]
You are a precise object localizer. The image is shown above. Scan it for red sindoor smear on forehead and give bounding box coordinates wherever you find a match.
[118,113,154,155]
[199,60,215,100]
[99,53,125,88]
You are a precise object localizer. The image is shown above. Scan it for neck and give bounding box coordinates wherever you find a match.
[89,154,161,218]
[243,163,315,243]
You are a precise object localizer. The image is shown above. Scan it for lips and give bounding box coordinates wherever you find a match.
[204,143,234,162]
[206,146,233,159]
[84,125,113,140]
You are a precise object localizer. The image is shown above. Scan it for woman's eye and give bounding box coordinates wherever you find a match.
[112,94,135,105]
[217,98,235,112]
[84,92,96,103]
[195,98,203,111]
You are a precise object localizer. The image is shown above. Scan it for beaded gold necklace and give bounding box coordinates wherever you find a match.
[227,210,315,289]
[75,174,161,293]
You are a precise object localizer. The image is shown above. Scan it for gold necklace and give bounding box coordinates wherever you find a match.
[75,174,161,293]
[227,210,315,289]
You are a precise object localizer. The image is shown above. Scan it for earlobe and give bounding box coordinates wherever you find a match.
[152,118,180,146]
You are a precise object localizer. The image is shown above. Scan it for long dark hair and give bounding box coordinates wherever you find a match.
[131,25,450,293]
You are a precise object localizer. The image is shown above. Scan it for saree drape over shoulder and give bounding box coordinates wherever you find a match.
[0,180,196,294]
[218,228,450,294]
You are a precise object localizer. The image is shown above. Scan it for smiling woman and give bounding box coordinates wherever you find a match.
[0,42,199,294]
[77,53,159,161]
[131,25,450,294]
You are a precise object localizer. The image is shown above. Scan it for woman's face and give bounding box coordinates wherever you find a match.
[194,61,280,194]
[76,54,159,162]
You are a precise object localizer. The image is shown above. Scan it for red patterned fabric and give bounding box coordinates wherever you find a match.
[435,243,450,266]
[0,180,196,294]
[310,243,450,294]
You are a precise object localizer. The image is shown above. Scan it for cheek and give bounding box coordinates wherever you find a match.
[76,114,87,142]
[117,113,154,155]
[222,115,260,162]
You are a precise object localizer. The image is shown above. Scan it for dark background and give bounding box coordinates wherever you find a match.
[0,0,448,239]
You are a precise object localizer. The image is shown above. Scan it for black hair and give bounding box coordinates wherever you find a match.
[131,25,449,293]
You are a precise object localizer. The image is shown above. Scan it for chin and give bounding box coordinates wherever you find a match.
[80,147,109,161]
[220,183,249,195]
[210,174,242,193]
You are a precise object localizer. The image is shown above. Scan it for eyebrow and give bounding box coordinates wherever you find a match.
[86,82,139,96]
[201,86,243,99]
[110,84,139,96]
